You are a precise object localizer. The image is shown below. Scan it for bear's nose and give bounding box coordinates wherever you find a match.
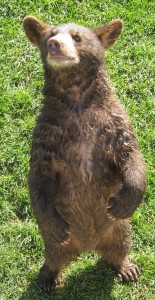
[47,39,60,53]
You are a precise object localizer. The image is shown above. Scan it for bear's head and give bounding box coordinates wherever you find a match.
[23,16,123,70]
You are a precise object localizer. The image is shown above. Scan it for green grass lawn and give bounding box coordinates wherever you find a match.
[0,0,155,299]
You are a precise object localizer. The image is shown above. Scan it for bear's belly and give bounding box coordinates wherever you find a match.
[55,179,121,246]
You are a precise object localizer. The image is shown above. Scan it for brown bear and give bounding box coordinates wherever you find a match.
[23,16,146,292]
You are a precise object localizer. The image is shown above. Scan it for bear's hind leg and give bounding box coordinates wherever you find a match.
[96,220,140,282]
[38,236,80,292]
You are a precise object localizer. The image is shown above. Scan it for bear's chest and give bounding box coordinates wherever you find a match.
[60,114,95,183]
[65,141,93,183]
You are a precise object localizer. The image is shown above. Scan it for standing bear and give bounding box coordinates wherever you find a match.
[23,16,146,292]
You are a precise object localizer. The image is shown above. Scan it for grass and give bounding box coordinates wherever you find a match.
[0,0,155,299]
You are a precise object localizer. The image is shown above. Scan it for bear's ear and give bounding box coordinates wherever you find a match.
[23,16,49,46]
[92,19,123,49]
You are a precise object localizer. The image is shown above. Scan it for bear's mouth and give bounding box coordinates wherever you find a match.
[47,51,79,68]
[49,53,75,62]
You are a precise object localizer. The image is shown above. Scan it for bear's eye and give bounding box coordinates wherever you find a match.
[72,34,81,43]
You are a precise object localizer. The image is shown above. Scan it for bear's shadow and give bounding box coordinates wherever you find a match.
[20,260,116,300]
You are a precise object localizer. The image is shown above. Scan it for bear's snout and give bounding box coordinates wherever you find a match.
[47,38,61,54]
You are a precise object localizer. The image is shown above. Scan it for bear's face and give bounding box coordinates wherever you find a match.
[23,16,123,70]
[45,24,92,69]
[44,23,108,69]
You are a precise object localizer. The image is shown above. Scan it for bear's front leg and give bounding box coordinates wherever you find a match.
[29,167,70,243]
[107,151,146,220]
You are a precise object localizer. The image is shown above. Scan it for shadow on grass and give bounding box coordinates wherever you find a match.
[20,261,116,300]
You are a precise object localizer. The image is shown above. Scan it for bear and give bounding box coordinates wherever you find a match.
[23,16,146,292]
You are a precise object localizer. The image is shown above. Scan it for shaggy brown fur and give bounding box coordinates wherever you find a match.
[23,16,146,292]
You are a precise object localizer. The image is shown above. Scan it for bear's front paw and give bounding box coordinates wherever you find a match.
[107,196,131,220]
[49,208,71,243]
[50,220,70,244]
